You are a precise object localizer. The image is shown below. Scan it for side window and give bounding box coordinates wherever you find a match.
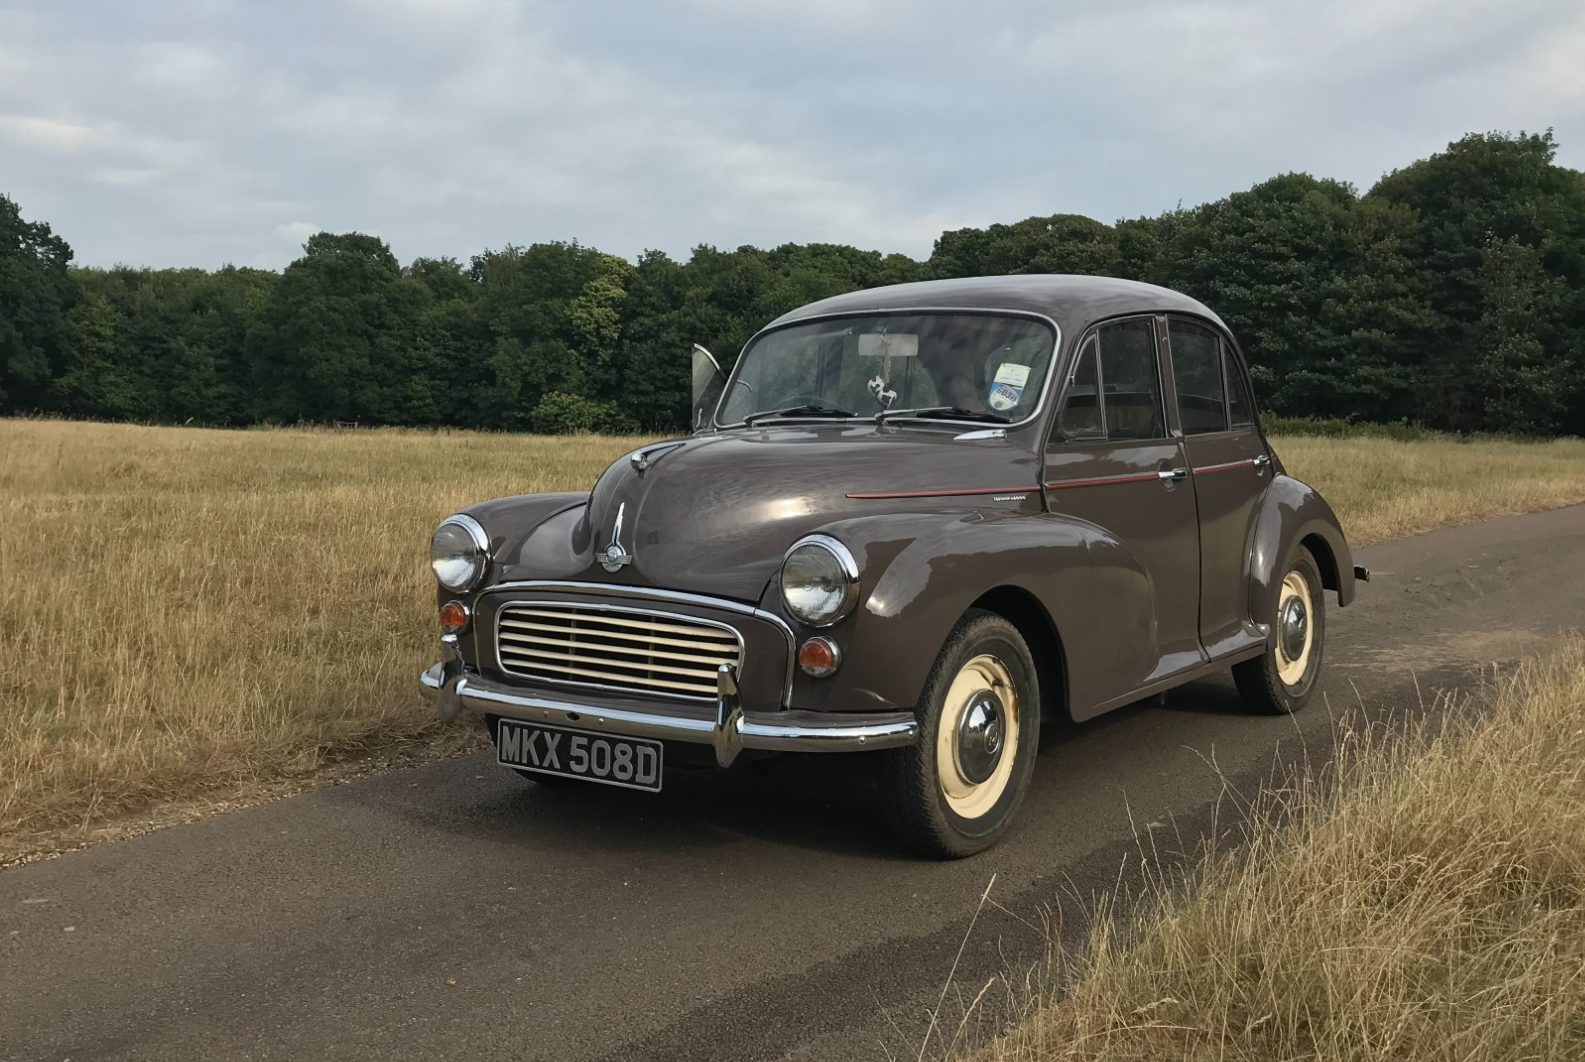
[1224,347,1256,428]
[1057,337,1103,440]
[1097,318,1165,440]
[1170,321,1228,435]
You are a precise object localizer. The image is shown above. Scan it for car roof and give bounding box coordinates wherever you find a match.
[765,274,1229,340]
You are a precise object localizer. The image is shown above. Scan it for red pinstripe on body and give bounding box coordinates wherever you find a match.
[1042,470,1160,490]
[845,485,1040,500]
[848,457,1263,499]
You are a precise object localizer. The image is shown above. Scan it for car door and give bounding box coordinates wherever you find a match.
[1043,316,1204,717]
[1165,317,1271,659]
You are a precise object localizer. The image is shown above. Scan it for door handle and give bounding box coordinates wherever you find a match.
[1252,453,1271,472]
[1157,467,1188,483]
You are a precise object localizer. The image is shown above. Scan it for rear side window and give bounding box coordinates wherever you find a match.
[1097,318,1165,440]
[1169,321,1228,435]
[1058,337,1103,440]
[1225,347,1256,428]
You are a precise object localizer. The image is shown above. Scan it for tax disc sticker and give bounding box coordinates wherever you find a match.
[993,363,1031,387]
[988,363,1030,411]
[989,382,1023,410]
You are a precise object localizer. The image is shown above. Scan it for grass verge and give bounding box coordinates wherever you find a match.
[965,640,1585,1061]
[3,419,1584,860]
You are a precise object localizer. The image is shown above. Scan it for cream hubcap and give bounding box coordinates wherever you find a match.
[936,654,1020,819]
[1275,570,1314,686]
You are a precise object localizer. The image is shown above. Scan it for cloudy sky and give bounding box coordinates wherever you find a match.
[2,0,1582,270]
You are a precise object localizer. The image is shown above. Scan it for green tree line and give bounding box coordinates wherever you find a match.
[4,130,1584,435]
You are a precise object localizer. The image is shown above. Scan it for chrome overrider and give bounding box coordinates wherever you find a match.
[420,658,919,768]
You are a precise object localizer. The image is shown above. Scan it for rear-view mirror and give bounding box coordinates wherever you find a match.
[857,333,918,359]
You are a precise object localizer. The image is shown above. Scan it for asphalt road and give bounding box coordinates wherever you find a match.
[5,504,1584,1062]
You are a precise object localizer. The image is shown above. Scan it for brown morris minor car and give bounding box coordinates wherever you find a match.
[420,275,1365,858]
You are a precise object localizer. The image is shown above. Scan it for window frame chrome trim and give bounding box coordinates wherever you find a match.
[712,307,1063,432]
[1162,314,1233,437]
[1048,314,1170,447]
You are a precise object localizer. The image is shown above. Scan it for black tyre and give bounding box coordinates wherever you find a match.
[881,610,1041,859]
[1233,546,1326,715]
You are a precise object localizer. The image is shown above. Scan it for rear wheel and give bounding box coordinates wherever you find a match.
[1234,547,1326,714]
[882,610,1041,859]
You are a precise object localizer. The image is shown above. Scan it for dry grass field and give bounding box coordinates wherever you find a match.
[3,419,1585,860]
[1274,434,1585,546]
[969,639,1585,1062]
[0,419,644,859]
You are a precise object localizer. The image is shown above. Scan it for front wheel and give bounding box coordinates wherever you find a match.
[1233,546,1326,714]
[882,610,1041,859]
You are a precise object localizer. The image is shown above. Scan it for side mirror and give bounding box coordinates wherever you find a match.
[691,344,726,432]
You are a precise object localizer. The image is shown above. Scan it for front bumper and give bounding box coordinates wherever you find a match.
[420,660,918,768]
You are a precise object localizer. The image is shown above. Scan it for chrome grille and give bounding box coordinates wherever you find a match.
[495,603,743,699]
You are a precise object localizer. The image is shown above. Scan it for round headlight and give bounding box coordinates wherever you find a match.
[431,514,489,592]
[780,536,859,627]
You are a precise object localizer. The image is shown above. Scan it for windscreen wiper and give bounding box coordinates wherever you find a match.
[741,404,859,425]
[876,406,1011,424]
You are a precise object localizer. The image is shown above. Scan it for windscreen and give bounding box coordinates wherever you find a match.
[717,313,1057,425]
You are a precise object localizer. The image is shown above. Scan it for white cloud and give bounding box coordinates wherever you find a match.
[133,41,226,91]
[0,0,1581,270]
[273,220,321,245]
[0,114,99,153]
[89,166,170,187]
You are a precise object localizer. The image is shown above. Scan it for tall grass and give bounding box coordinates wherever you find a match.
[1276,435,1585,545]
[968,640,1585,1061]
[0,420,643,857]
[2,419,1584,858]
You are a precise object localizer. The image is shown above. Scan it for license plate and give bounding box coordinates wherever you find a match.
[495,720,663,792]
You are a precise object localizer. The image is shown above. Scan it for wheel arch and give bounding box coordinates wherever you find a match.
[969,586,1070,727]
[1300,531,1342,597]
[787,510,1096,716]
[1248,475,1358,615]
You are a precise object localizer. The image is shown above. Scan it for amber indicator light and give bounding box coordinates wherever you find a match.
[439,600,469,634]
[797,636,840,677]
